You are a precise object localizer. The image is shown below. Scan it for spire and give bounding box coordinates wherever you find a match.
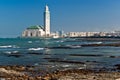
[45,5,49,11]
[44,4,50,37]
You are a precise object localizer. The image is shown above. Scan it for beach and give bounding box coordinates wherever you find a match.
[0,65,120,80]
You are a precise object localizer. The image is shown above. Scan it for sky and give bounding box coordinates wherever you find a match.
[0,0,120,37]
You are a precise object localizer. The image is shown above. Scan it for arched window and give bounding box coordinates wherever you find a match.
[30,32,33,37]
[25,31,28,37]
[36,31,39,37]
[39,31,41,36]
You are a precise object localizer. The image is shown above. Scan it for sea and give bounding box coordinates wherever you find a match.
[0,38,120,72]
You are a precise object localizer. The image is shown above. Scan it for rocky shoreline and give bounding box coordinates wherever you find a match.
[0,65,120,80]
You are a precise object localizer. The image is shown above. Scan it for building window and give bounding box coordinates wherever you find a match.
[25,31,28,37]
[74,33,76,35]
[39,31,41,36]
[36,31,39,37]
[30,33,33,37]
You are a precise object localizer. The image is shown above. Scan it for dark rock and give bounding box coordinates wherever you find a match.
[28,52,43,55]
[45,46,80,49]
[109,56,116,58]
[81,43,120,47]
[115,64,120,70]
[5,52,23,58]
[48,59,85,64]
[70,54,103,57]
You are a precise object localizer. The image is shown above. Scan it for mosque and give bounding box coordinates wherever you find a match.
[22,5,51,38]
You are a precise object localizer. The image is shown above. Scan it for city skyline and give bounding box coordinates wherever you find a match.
[0,0,120,37]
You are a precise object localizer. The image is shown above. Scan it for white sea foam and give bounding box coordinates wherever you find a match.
[12,45,20,48]
[28,48,44,51]
[78,67,84,69]
[5,51,19,54]
[12,51,19,53]
[0,45,20,48]
[66,45,81,48]
[0,45,12,48]
[4,51,12,54]
[56,40,64,43]
[62,65,70,67]
[96,42,103,44]
[70,45,81,48]
[4,51,19,54]
[34,63,39,66]
[28,41,32,43]
[88,42,103,44]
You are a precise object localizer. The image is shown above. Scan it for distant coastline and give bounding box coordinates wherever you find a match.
[68,36,120,38]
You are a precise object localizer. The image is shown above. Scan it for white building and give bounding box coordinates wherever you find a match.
[22,5,50,38]
[67,32,107,37]
[22,25,45,37]
[68,32,87,37]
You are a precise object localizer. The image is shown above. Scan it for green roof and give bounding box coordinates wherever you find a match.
[27,25,43,30]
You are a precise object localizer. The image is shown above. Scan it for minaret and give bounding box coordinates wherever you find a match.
[44,5,50,37]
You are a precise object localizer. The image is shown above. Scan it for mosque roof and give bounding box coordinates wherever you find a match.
[27,25,44,30]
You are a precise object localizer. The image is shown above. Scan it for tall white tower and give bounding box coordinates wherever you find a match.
[44,5,50,36]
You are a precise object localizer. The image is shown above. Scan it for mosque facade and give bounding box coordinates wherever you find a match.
[22,5,50,38]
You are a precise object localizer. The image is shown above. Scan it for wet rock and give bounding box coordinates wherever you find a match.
[70,54,103,57]
[28,77,35,80]
[115,64,120,70]
[6,53,23,58]
[43,58,60,60]
[85,60,104,64]
[45,46,80,49]
[109,56,120,58]
[48,59,85,64]
[0,65,120,80]
[35,76,42,80]
[28,52,43,55]
[109,56,116,58]
[81,43,120,47]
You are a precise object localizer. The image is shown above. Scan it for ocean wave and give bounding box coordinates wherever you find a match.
[12,51,19,53]
[4,51,19,54]
[28,41,32,43]
[4,51,23,58]
[70,45,81,48]
[28,48,44,51]
[0,45,12,48]
[0,45,20,48]
[66,45,81,48]
[62,65,71,68]
[87,42,103,44]
[4,51,11,54]
[12,45,20,48]
[56,40,64,43]
[46,45,81,49]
